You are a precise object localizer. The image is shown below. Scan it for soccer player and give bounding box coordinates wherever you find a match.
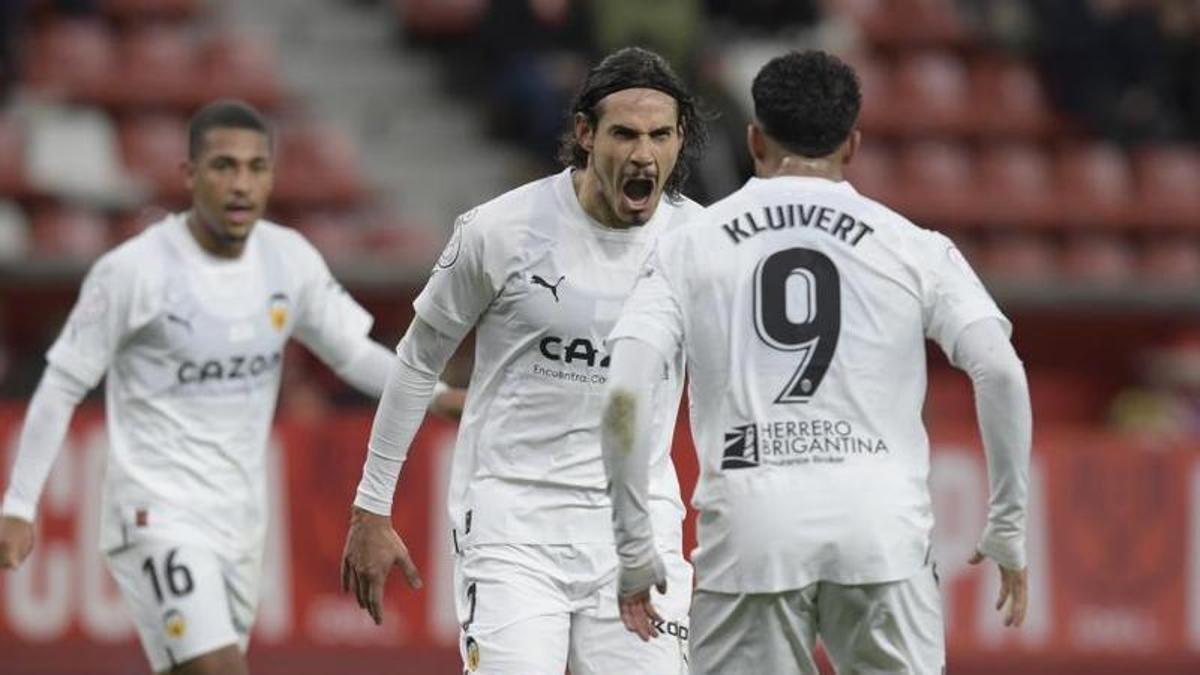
[340,47,706,674]
[601,50,1032,674]
[0,99,461,675]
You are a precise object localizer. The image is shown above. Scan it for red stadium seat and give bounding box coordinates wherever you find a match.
[891,140,978,225]
[976,143,1056,228]
[119,113,189,204]
[29,205,111,260]
[833,0,968,49]
[1060,235,1137,284]
[1141,238,1200,286]
[0,113,27,197]
[197,33,287,110]
[273,125,369,208]
[976,233,1057,282]
[114,26,197,108]
[1054,143,1135,229]
[970,59,1056,138]
[1131,146,1200,230]
[843,53,891,134]
[888,51,972,135]
[844,142,896,203]
[23,19,118,103]
[399,0,488,38]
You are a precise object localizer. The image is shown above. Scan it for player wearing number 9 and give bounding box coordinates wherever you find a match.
[602,50,1032,674]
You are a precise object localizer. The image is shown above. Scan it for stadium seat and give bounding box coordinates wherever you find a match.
[23,19,118,103]
[835,0,968,49]
[29,205,111,260]
[970,59,1056,138]
[273,125,369,208]
[844,53,891,134]
[976,143,1056,228]
[888,51,972,135]
[0,113,27,197]
[891,140,977,225]
[1054,143,1135,229]
[1141,238,1200,287]
[399,0,488,39]
[119,113,189,204]
[976,233,1057,282]
[197,33,287,110]
[114,26,197,108]
[845,142,895,204]
[1060,235,1137,284]
[1131,146,1200,230]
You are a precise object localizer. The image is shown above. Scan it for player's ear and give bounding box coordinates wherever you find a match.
[574,112,594,153]
[747,122,766,165]
[182,159,196,191]
[842,129,862,165]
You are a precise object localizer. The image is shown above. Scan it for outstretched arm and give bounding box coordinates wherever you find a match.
[954,317,1031,627]
[0,366,91,568]
[341,317,462,624]
[601,337,671,641]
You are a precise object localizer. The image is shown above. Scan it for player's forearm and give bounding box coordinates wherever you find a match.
[353,318,459,515]
[1,366,89,521]
[958,319,1032,569]
[602,339,665,587]
[334,339,395,398]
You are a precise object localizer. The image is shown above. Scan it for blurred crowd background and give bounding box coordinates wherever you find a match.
[1,1,1199,673]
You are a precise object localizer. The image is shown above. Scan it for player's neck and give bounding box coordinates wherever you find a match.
[766,154,845,182]
[186,212,247,259]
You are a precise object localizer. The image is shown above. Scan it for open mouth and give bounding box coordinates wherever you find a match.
[622,178,655,207]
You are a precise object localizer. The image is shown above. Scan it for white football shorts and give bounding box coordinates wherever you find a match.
[690,563,945,675]
[106,539,260,673]
[454,541,692,675]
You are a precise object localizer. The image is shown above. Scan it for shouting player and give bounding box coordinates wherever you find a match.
[340,47,707,674]
[601,50,1032,674]
[0,99,461,675]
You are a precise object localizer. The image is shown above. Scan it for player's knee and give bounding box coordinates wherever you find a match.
[170,644,248,675]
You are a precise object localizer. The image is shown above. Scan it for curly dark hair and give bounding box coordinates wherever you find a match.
[188,99,272,160]
[752,50,861,158]
[557,47,707,201]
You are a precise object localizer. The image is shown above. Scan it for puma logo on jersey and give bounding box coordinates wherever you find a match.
[531,274,565,302]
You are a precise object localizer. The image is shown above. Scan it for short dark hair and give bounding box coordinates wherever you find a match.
[187,99,272,159]
[558,47,707,200]
[752,50,861,158]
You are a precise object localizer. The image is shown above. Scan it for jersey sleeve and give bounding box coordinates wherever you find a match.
[291,237,374,368]
[923,235,1011,365]
[45,254,140,388]
[412,208,499,341]
[608,240,686,362]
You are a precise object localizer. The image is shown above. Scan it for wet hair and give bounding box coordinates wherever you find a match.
[188,99,272,160]
[752,50,861,158]
[558,47,707,200]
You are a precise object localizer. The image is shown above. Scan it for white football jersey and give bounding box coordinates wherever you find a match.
[47,214,373,554]
[610,176,1009,593]
[415,168,702,546]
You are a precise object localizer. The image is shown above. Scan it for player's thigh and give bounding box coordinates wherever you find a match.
[171,643,248,675]
[454,545,571,675]
[106,541,242,674]
[690,587,821,675]
[817,565,945,674]
[568,549,693,675]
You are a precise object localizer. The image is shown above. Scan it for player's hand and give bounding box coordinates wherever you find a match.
[0,515,35,569]
[969,550,1027,627]
[340,506,423,625]
[619,579,667,642]
[617,556,668,641]
[429,385,467,422]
